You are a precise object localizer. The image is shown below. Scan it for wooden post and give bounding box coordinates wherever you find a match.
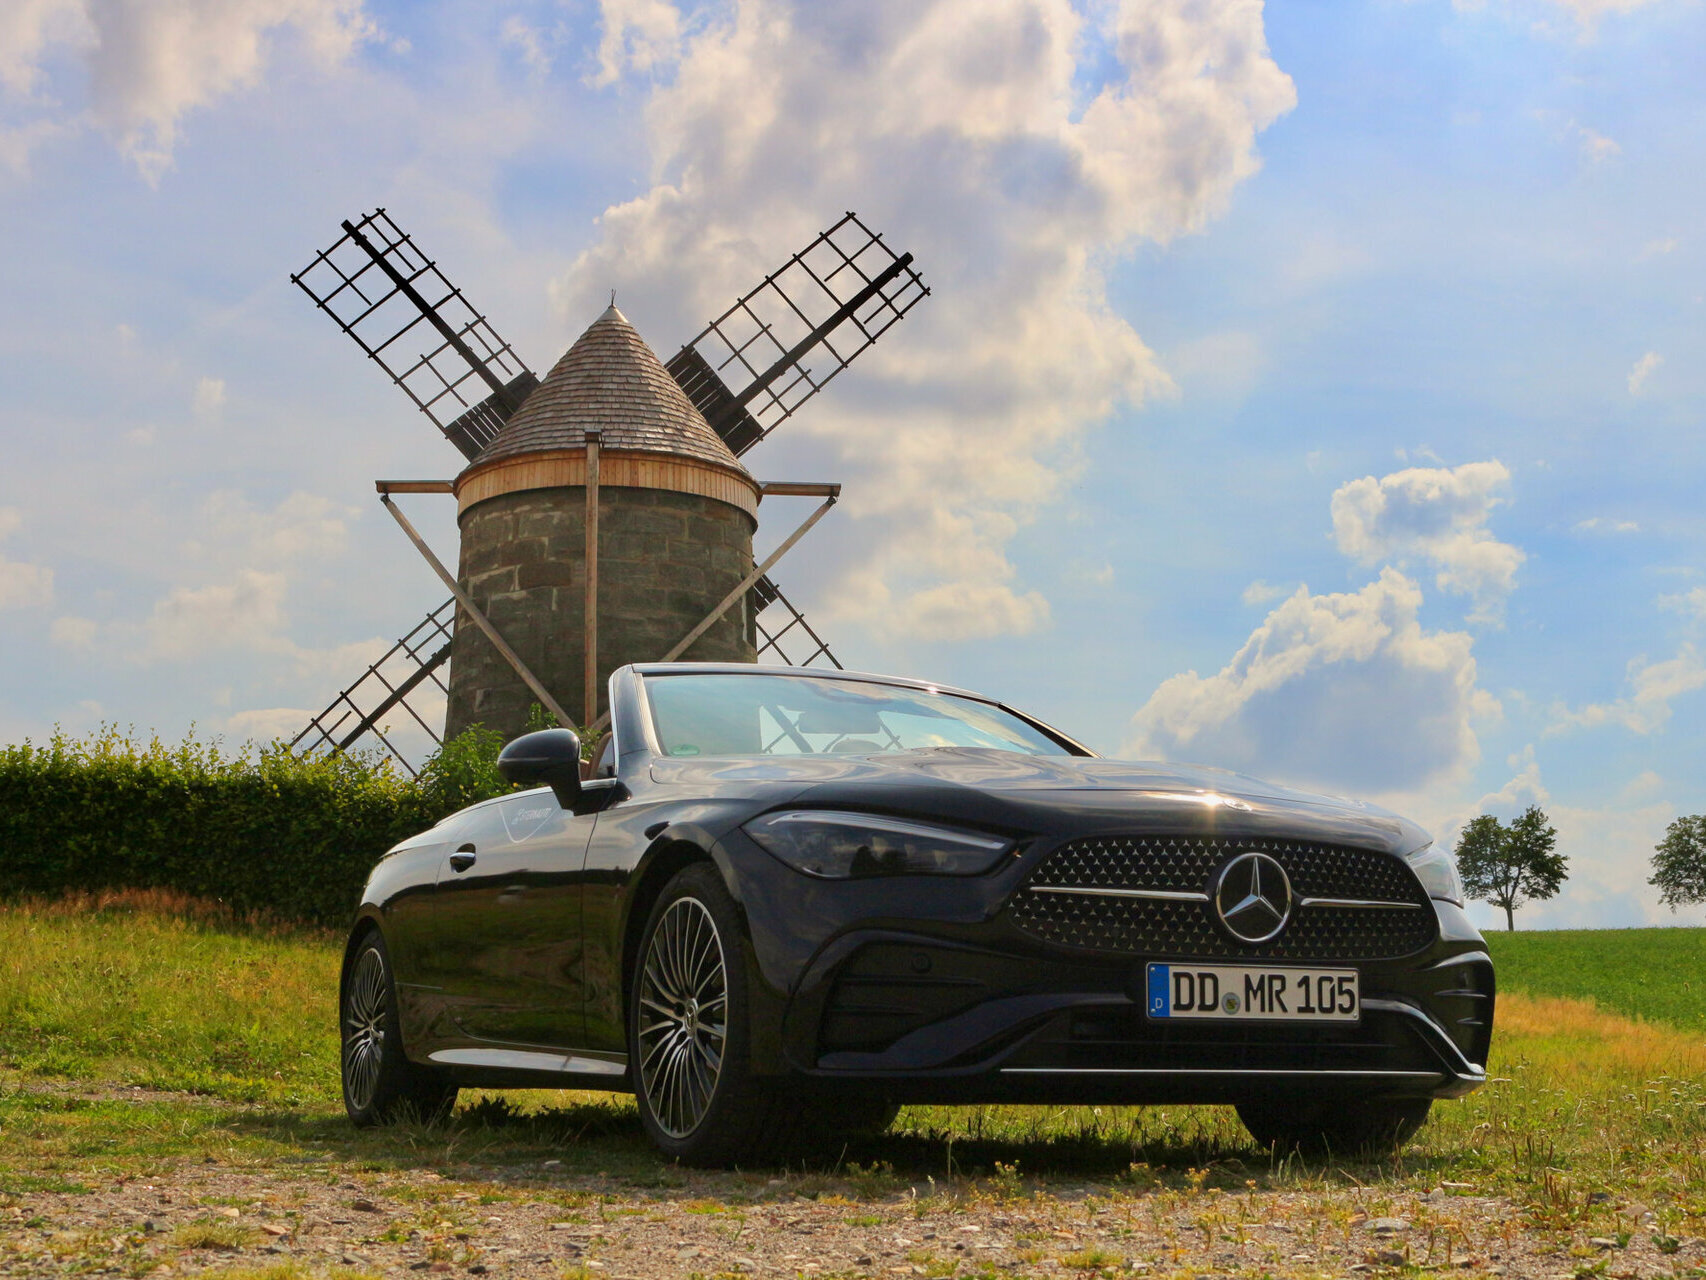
[581,488,842,736]
[583,430,601,727]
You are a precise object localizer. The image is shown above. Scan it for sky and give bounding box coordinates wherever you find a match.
[2,0,1704,931]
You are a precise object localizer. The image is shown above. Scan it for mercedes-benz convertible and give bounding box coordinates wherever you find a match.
[339,663,1493,1164]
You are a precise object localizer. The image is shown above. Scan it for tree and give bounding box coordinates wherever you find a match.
[1649,815,1706,910]
[1454,805,1567,931]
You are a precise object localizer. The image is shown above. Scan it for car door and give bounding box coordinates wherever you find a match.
[422,791,594,1048]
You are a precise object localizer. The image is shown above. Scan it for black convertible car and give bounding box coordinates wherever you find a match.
[340,663,1493,1164]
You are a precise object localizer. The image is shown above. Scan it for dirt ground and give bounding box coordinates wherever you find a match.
[5,1120,1702,1280]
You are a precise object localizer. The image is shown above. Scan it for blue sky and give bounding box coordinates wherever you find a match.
[2,0,1702,929]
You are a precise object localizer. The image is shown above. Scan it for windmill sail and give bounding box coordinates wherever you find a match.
[285,210,895,769]
[291,209,537,460]
[666,212,928,456]
[750,575,842,669]
[290,577,839,774]
[289,601,456,777]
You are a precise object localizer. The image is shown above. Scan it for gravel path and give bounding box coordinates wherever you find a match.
[6,1153,1702,1279]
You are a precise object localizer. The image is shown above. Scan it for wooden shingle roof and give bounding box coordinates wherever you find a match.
[467,304,748,473]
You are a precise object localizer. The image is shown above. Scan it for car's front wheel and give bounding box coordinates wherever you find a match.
[630,863,798,1166]
[1236,1095,1432,1156]
[341,930,457,1126]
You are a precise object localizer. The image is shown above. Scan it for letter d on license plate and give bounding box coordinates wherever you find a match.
[1145,963,1359,1023]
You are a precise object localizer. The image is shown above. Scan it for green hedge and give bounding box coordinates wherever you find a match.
[0,725,517,926]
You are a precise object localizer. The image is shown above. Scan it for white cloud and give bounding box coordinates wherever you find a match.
[129,574,379,675]
[0,115,70,177]
[1330,461,1525,622]
[1,0,376,181]
[1627,350,1662,396]
[1641,236,1679,258]
[0,558,54,609]
[0,507,53,609]
[1548,643,1706,736]
[1542,0,1667,38]
[192,375,225,416]
[189,489,355,565]
[62,489,358,664]
[1575,124,1620,162]
[1454,744,1548,826]
[1125,568,1496,794]
[1394,444,1445,466]
[893,579,1050,644]
[500,16,554,76]
[0,0,91,99]
[225,705,314,744]
[49,615,97,648]
[141,568,290,661]
[1240,579,1288,606]
[1573,516,1638,534]
[555,0,1294,642]
[590,0,681,87]
[1659,586,1706,623]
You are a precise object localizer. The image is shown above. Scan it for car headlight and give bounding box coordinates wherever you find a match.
[1405,844,1463,906]
[744,810,1015,879]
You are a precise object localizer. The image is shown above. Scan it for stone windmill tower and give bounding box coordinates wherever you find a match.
[286,211,927,764]
[445,304,760,738]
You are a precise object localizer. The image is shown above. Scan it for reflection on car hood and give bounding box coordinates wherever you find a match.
[647,748,1431,854]
[651,748,1392,815]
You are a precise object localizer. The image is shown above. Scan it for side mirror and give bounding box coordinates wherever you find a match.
[497,728,582,806]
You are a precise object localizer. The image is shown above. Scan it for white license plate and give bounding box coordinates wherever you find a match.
[1145,963,1359,1022]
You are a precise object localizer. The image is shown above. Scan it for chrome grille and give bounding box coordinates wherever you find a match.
[1008,834,1435,960]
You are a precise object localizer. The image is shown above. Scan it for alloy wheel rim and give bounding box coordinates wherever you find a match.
[636,896,728,1139]
[343,947,388,1111]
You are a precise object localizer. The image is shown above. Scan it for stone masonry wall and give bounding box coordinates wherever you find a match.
[444,484,757,741]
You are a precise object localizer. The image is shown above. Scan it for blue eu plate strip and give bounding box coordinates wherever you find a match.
[1147,963,1170,1018]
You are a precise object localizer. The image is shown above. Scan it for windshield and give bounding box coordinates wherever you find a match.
[642,672,1074,759]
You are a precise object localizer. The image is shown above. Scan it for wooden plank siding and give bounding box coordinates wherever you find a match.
[455,448,762,521]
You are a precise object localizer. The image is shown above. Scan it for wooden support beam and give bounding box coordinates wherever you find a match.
[374,480,455,495]
[584,492,839,735]
[379,494,574,731]
[758,481,842,499]
[584,430,601,727]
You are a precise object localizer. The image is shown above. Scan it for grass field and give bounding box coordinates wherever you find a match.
[3,892,1705,1278]
[1486,927,1706,1034]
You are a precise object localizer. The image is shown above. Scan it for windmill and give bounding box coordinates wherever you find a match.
[286,209,928,772]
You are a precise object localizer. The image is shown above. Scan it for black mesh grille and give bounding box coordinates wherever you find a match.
[1008,834,1435,961]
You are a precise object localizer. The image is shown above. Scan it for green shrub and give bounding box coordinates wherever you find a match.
[0,724,519,926]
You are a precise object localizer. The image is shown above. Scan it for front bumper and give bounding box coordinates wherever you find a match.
[768,927,1491,1104]
[718,819,1494,1105]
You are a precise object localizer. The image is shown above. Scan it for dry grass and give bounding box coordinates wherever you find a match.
[1496,990,1706,1076]
[168,1218,261,1250]
[15,886,335,935]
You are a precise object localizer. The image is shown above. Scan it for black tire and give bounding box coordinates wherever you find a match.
[341,930,458,1126]
[628,863,793,1166]
[1237,1095,1432,1157]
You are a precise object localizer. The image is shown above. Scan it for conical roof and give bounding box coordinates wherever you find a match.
[467,304,748,473]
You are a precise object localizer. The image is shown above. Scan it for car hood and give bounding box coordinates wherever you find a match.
[648,748,1430,854]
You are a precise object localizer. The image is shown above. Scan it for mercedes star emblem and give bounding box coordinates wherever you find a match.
[1212,851,1294,945]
